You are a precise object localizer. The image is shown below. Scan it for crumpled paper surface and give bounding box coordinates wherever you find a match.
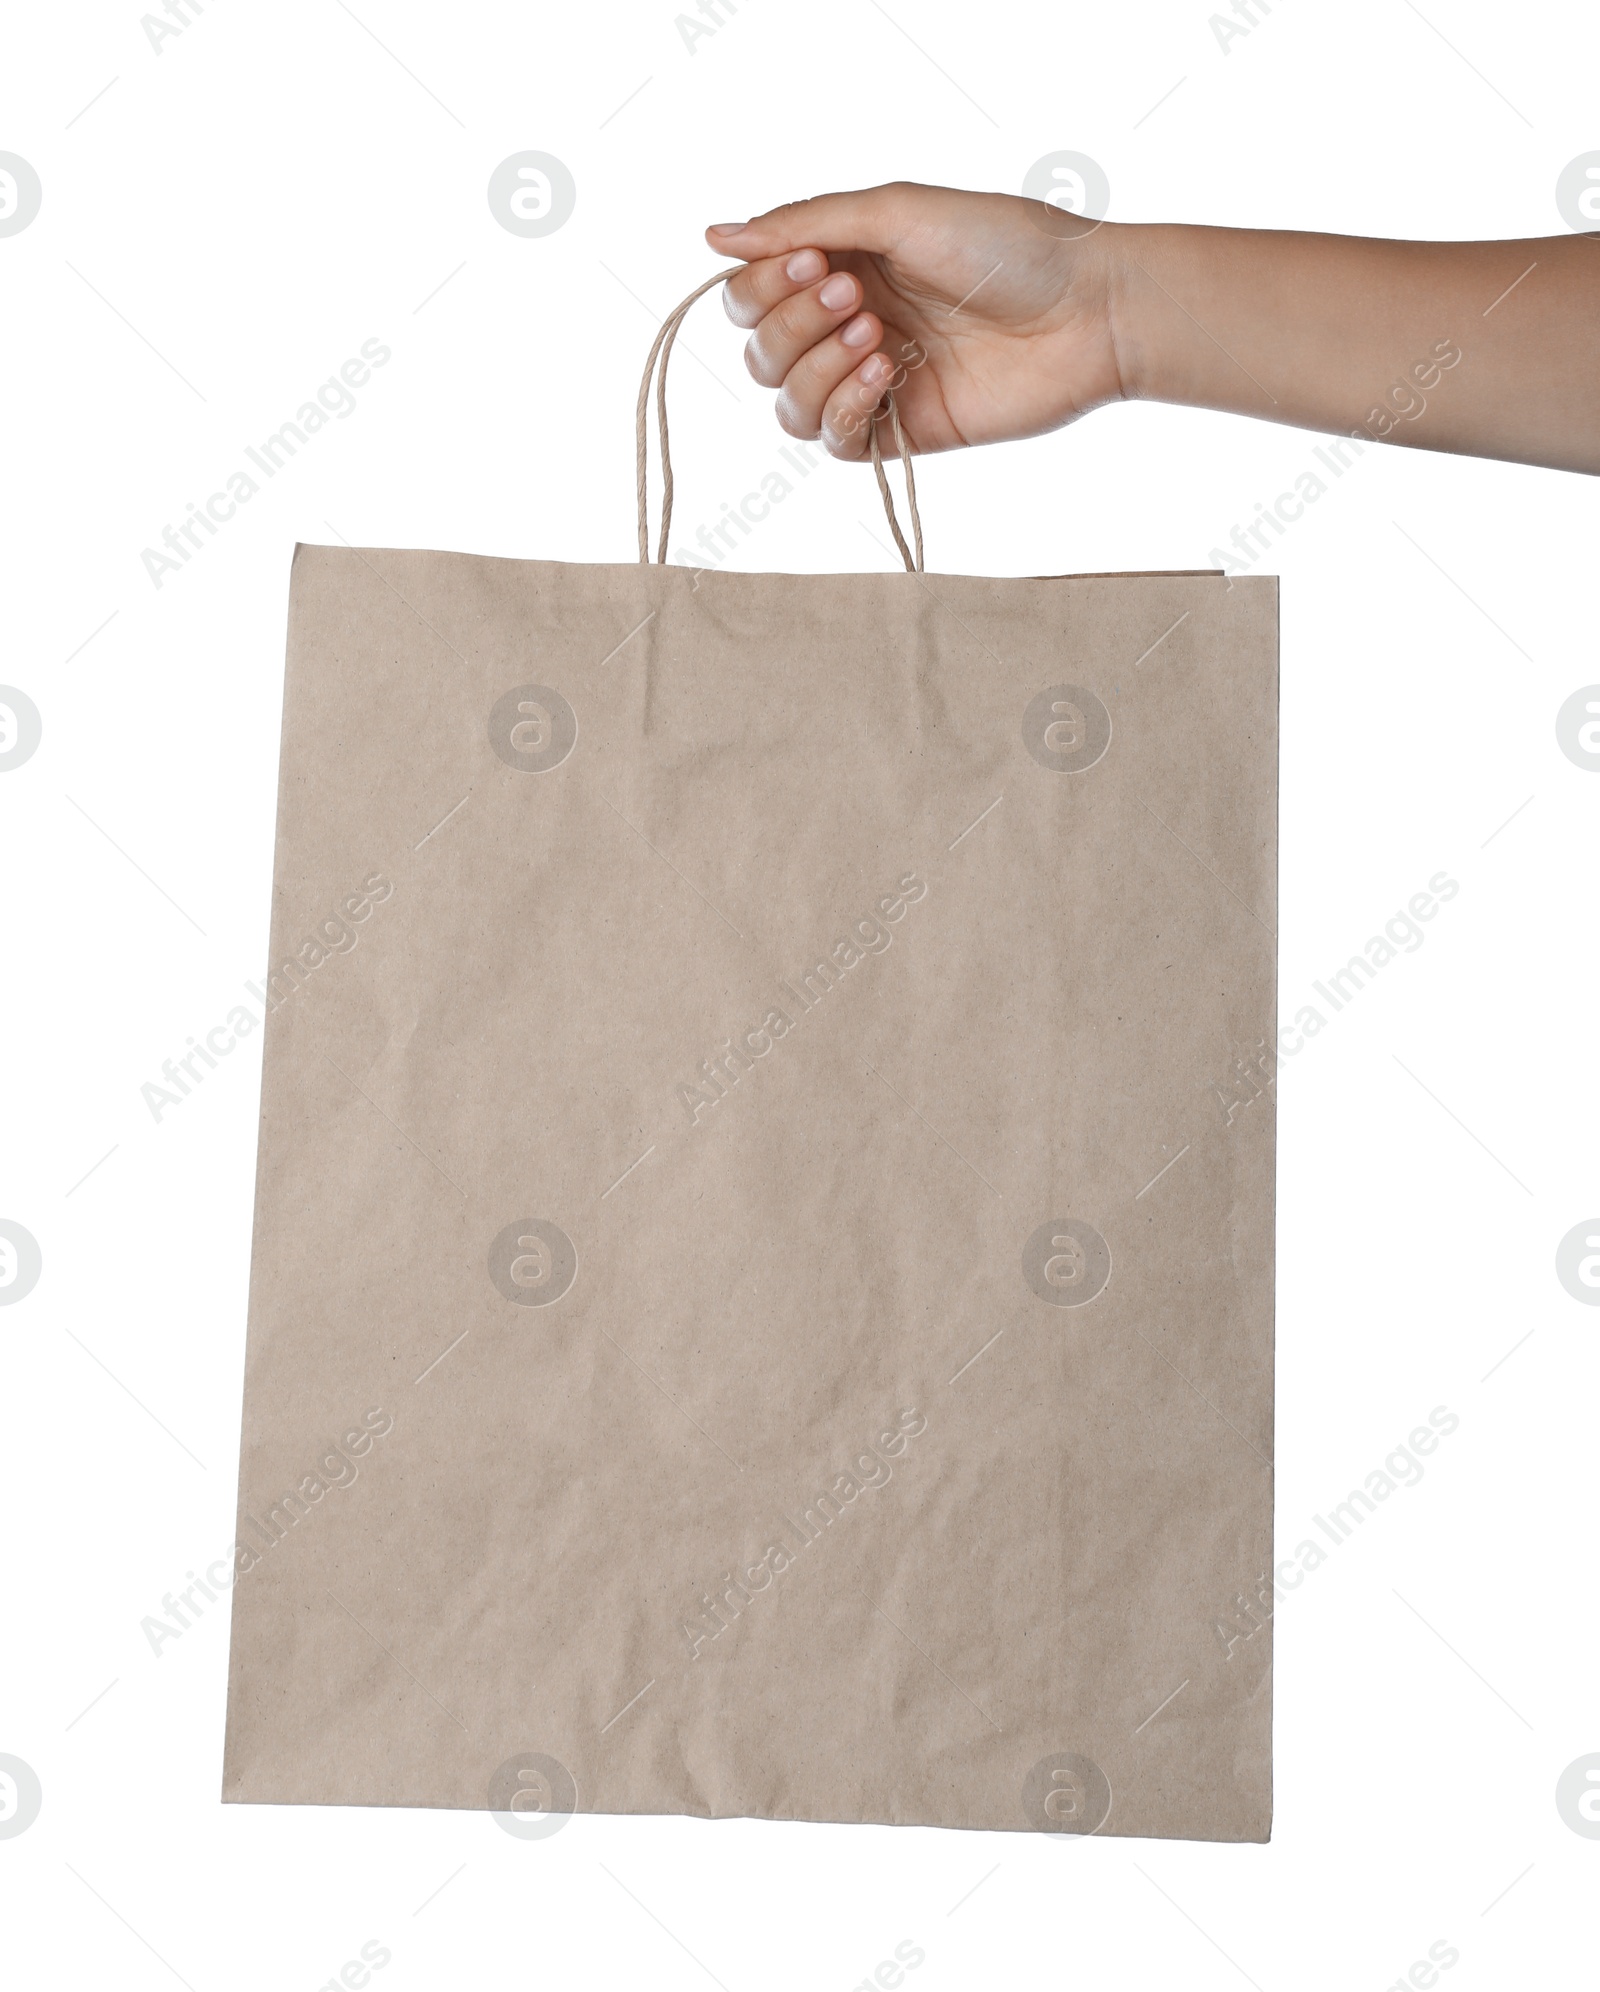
[223,547,1277,1842]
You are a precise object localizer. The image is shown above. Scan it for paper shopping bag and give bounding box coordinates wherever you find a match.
[223,286,1277,1842]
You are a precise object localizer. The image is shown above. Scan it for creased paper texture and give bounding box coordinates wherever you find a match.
[224,548,1277,1842]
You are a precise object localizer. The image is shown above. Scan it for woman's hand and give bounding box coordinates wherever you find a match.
[708,182,1600,476]
[707,182,1127,460]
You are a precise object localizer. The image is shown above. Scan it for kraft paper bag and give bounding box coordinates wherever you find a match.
[223,293,1277,1843]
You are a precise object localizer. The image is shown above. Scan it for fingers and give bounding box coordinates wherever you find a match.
[743,266,875,386]
[721,248,830,331]
[779,339,894,454]
[820,355,903,461]
[704,186,936,462]
[719,251,892,456]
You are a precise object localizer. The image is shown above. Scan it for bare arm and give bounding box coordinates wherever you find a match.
[1114,224,1598,473]
[705,185,1600,476]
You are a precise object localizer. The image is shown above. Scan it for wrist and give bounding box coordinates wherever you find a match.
[1101,222,1177,406]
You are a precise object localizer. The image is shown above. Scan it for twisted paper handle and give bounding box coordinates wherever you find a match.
[636,273,924,572]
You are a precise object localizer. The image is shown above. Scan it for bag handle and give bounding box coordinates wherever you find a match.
[635,274,924,573]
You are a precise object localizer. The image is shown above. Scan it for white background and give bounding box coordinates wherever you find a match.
[3,1,1597,1986]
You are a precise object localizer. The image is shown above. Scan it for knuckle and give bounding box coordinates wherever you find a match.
[823,405,862,455]
[790,336,845,393]
[774,394,817,440]
[722,281,761,331]
[765,288,816,348]
[744,334,783,388]
[749,254,800,313]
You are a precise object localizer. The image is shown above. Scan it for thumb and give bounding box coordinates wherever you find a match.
[706,182,927,262]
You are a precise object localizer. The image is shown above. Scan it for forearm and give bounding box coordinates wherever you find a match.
[1107,223,1600,474]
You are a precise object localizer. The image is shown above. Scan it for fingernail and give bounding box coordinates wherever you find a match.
[818,273,856,311]
[840,314,877,350]
[786,249,825,282]
[859,352,892,384]
[708,222,749,237]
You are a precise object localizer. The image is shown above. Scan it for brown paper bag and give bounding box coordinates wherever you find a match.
[223,285,1277,1842]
